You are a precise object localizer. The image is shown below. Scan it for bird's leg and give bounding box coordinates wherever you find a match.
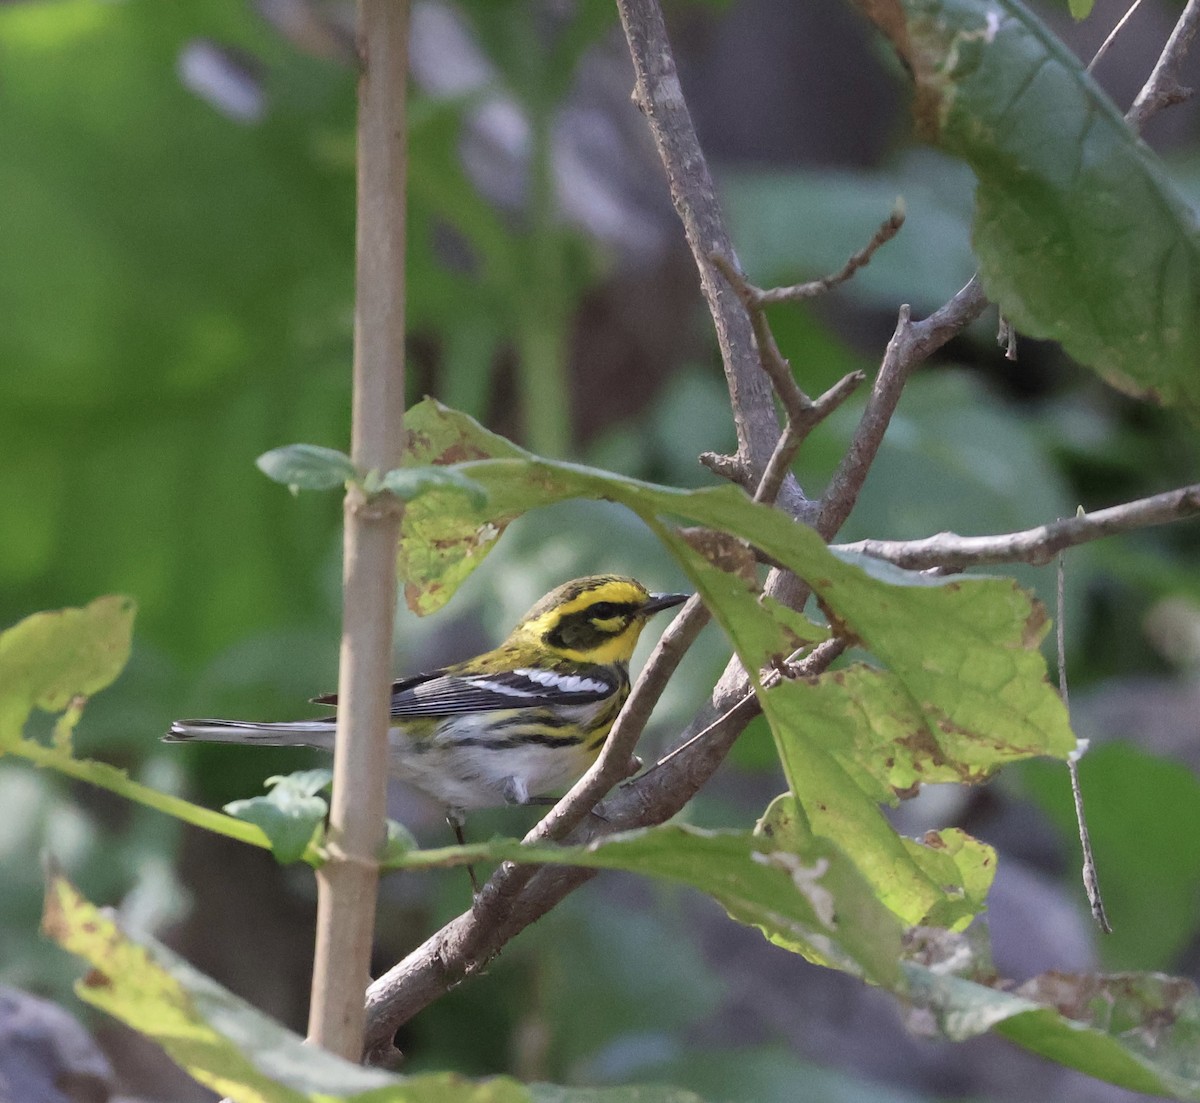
[446,807,480,896]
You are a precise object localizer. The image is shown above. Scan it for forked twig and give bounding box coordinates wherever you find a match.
[708,251,867,506]
[755,202,905,306]
[815,276,982,541]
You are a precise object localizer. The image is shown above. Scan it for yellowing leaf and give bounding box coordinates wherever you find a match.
[0,596,134,744]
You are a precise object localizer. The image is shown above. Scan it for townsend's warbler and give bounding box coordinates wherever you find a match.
[167,576,687,823]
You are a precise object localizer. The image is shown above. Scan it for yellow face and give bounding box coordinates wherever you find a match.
[516,576,684,664]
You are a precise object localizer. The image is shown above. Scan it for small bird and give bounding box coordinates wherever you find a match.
[166,575,687,835]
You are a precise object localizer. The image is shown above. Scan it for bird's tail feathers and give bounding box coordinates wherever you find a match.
[165,718,336,751]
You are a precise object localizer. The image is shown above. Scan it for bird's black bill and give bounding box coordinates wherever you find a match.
[641,591,689,616]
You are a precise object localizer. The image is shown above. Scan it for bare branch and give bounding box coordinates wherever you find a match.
[709,253,866,505]
[1087,0,1151,75]
[615,0,812,517]
[1127,0,1200,128]
[815,278,988,541]
[699,451,742,482]
[1057,553,1112,934]
[755,203,906,306]
[836,483,1200,570]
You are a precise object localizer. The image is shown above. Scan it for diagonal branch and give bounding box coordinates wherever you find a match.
[1126,0,1200,128]
[616,0,811,517]
[816,277,988,541]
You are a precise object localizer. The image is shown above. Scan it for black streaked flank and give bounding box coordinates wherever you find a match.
[486,712,576,731]
[452,732,586,749]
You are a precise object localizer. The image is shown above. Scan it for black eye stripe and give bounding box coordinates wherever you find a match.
[588,601,637,620]
[544,600,642,650]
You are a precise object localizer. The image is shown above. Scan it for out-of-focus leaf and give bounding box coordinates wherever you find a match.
[257,445,356,492]
[904,962,1200,1099]
[44,873,709,1102]
[542,897,725,1072]
[634,1045,936,1103]
[41,873,494,1102]
[0,1,356,665]
[0,600,275,853]
[529,1089,704,1103]
[382,818,418,863]
[224,769,331,864]
[1067,0,1095,19]
[855,0,1200,413]
[0,596,135,740]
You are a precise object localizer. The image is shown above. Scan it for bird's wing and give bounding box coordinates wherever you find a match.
[312,666,620,718]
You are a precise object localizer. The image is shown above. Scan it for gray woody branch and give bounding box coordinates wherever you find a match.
[838,484,1200,571]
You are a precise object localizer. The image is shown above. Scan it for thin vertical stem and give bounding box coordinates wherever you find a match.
[307,0,409,1061]
[1058,552,1112,935]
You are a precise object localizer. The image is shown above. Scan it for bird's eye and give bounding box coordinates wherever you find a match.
[589,602,620,618]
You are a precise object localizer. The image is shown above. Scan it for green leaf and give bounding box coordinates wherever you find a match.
[904,961,1200,1099]
[862,0,1200,414]
[387,820,905,988]
[398,402,526,614]
[387,821,1200,1096]
[1067,0,1095,19]
[225,770,331,865]
[382,818,418,864]
[0,599,279,854]
[256,444,357,492]
[375,466,488,508]
[0,596,135,741]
